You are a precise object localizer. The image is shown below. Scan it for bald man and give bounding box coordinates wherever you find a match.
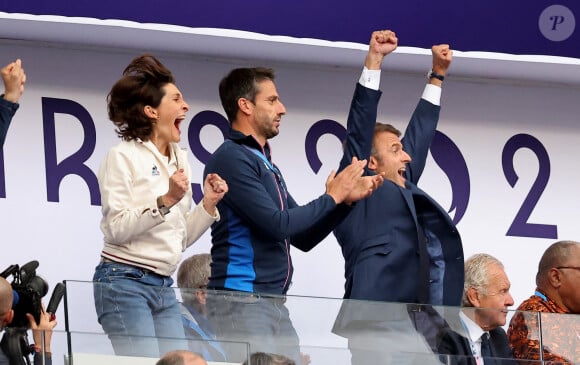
[508,240,580,364]
[0,277,14,330]
[1,276,56,365]
[156,350,207,365]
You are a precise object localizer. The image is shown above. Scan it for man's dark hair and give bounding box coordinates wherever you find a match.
[218,67,275,123]
[536,240,580,286]
[370,123,402,158]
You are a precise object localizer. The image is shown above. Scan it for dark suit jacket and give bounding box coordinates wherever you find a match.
[333,83,464,307]
[437,325,515,365]
[0,98,19,147]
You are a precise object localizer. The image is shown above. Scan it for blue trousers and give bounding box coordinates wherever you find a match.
[93,261,187,357]
[206,291,301,363]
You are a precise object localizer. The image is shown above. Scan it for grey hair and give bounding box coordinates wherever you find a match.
[177,253,212,304]
[462,253,504,307]
[536,240,580,286]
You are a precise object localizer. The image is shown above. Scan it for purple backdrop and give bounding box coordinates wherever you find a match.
[1,0,579,58]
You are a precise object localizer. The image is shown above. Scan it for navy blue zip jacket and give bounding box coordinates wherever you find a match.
[204,129,352,295]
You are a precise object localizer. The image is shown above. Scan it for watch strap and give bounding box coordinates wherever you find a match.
[156,196,170,216]
[428,69,445,81]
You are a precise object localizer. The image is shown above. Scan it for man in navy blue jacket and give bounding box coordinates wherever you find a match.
[0,59,26,147]
[204,64,383,362]
[334,30,463,306]
[331,30,464,364]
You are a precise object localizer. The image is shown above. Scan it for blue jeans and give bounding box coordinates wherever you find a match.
[93,262,187,357]
[206,291,300,364]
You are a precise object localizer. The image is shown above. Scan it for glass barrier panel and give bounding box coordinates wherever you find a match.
[67,331,249,365]
[63,280,104,334]
[508,310,579,364]
[0,329,68,365]
[62,280,579,365]
[298,345,561,365]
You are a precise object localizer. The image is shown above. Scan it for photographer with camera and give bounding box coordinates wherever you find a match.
[0,259,63,365]
[0,276,56,365]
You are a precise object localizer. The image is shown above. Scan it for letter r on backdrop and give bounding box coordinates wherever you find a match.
[42,97,101,206]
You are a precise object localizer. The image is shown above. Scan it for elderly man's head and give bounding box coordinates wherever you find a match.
[177,253,212,315]
[462,254,514,331]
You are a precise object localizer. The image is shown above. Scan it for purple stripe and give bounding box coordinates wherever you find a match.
[2,0,579,58]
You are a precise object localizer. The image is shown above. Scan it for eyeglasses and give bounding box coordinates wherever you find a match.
[556,266,580,271]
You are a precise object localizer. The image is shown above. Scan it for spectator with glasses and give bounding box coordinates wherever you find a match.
[508,240,580,364]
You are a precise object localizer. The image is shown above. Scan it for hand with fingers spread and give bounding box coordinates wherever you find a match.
[325,157,368,204]
[202,173,228,216]
[1,59,26,104]
[344,172,385,204]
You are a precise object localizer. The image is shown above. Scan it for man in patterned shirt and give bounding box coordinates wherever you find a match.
[507,240,580,364]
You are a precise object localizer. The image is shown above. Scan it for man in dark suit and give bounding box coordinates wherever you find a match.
[333,30,463,307]
[437,254,515,365]
[332,29,460,365]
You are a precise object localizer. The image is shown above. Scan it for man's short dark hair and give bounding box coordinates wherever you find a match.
[218,67,275,123]
[536,240,580,286]
[370,123,401,158]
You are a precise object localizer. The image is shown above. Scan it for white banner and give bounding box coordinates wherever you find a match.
[0,40,578,328]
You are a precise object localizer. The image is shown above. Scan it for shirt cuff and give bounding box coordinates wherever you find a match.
[358,67,381,90]
[421,84,441,106]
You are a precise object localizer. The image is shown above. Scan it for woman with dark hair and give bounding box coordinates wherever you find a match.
[93,54,227,357]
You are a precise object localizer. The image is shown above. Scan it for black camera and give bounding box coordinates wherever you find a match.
[0,261,48,328]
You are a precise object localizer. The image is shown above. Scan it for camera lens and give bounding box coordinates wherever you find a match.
[27,276,49,298]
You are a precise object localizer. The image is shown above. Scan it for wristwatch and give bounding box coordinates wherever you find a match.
[427,69,445,82]
[156,196,170,217]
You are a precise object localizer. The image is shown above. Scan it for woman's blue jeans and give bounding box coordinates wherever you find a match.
[93,261,187,357]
